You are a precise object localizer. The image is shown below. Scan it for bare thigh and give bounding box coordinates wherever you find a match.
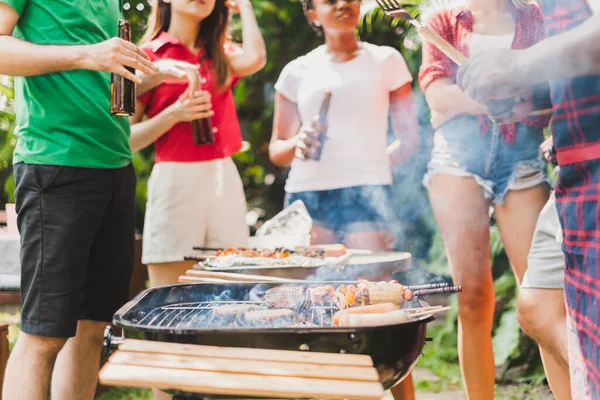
[148,261,197,287]
[428,174,493,289]
[494,184,550,284]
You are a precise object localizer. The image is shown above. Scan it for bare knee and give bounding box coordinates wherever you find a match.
[15,331,67,360]
[517,289,558,342]
[72,321,107,347]
[457,284,495,325]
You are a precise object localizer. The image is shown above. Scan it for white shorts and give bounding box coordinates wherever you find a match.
[521,192,565,289]
[142,158,249,264]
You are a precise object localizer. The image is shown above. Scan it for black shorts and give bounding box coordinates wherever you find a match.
[14,163,136,338]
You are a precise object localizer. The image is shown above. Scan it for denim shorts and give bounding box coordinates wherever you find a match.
[423,115,550,204]
[284,185,396,236]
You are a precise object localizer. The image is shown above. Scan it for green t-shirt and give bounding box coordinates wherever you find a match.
[5,0,132,168]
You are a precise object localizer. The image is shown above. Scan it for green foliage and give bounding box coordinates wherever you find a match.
[0,75,15,206]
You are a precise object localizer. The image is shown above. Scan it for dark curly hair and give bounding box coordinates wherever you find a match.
[300,0,323,36]
[301,0,363,36]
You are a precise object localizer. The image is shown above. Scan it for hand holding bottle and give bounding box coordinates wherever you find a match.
[169,90,214,123]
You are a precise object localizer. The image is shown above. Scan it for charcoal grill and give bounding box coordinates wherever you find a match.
[105,281,458,399]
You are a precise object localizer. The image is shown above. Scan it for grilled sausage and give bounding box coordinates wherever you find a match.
[337,310,410,327]
[332,303,399,325]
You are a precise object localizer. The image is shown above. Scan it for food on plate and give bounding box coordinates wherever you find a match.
[215,247,292,258]
[213,246,327,259]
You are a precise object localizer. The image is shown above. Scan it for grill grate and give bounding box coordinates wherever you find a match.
[135,301,336,329]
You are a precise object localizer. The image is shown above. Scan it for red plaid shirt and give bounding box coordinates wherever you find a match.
[418,5,551,144]
[537,0,600,165]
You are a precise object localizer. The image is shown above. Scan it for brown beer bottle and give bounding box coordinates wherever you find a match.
[191,116,214,145]
[110,20,136,116]
[309,90,331,161]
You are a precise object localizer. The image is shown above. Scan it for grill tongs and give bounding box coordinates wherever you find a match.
[375,0,552,120]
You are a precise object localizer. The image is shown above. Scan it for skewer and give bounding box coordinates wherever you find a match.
[401,305,445,313]
[406,283,449,291]
[408,306,451,317]
[193,246,223,252]
[412,285,462,297]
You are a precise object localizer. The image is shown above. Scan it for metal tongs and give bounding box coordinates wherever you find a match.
[375,0,552,122]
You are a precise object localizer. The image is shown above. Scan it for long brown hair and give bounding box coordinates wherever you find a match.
[143,0,231,89]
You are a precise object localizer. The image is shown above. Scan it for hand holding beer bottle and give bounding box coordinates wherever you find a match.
[165,67,216,144]
[295,90,331,161]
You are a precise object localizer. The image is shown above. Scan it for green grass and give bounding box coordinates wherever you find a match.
[96,388,152,400]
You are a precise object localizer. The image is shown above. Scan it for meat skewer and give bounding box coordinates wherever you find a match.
[412,285,462,297]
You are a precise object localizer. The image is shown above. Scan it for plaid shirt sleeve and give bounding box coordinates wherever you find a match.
[418,10,457,92]
[519,6,552,129]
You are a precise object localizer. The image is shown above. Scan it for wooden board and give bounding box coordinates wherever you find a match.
[100,364,383,400]
[100,341,384,400]
[108,351,380,381]
[118,339,373,367]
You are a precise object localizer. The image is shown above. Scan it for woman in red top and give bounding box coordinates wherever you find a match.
[419,2,565,400]
[129,0,265,296]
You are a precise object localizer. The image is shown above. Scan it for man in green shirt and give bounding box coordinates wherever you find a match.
[0,1,156,399]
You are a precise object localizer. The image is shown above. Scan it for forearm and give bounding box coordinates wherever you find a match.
[425,81,485,115]
[129,106,178,152]
[137,72,164,97]
[518,14,600,84]
[238,3,266,70]
[0,36,86,76]
[269,137,298,168]
[388,97,420,159]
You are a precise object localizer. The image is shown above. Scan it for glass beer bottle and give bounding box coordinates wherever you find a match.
[191,116,214,145]
[190,70,214,145]
[309,90,331,161]
[110,20,136,116]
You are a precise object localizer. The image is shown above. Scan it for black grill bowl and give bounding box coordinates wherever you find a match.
[111,282,433,392]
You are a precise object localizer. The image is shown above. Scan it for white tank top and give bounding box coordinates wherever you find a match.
[469,32,515,57]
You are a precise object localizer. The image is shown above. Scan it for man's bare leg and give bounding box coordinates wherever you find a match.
[51,320,107,400]
[2,331,66,400]
[517,288,571,400]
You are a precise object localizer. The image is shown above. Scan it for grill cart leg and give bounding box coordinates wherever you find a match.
[102,326,123,363]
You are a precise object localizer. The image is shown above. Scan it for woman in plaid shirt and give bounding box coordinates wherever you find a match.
[457,0,600,397]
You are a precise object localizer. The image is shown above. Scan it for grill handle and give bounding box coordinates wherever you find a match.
[102,326,124,362]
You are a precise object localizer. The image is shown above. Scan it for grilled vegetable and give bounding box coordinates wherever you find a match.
[358,281,410,306]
